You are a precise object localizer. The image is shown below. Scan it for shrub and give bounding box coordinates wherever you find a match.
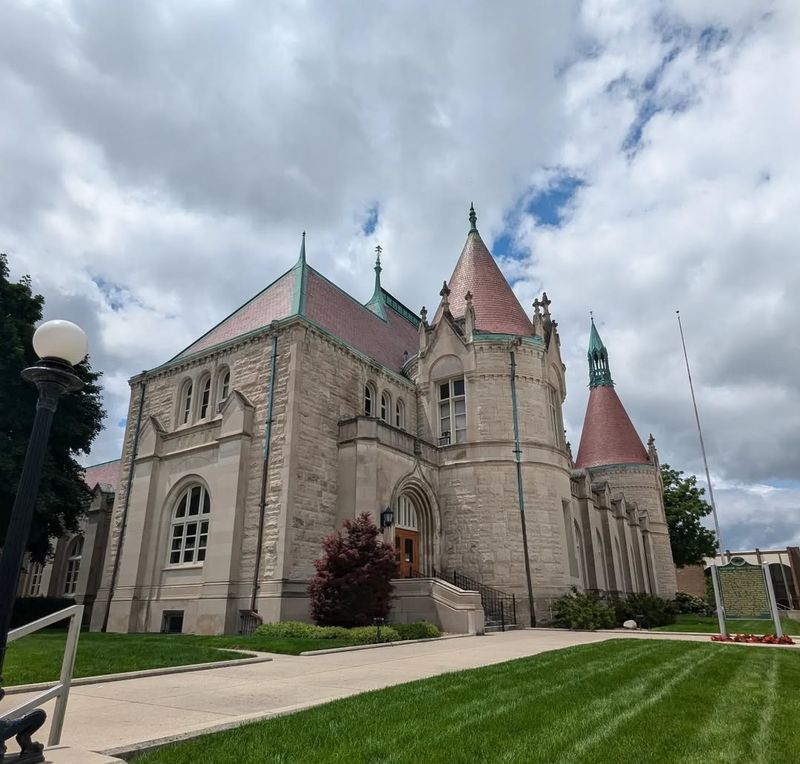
[308,512,399,627]
[615,593,676,628]
[11,597,75,629]
[673,591,709,615]
[254,621,353,640]
[550,589,615,630]
[347,625,400,644]
[394,621,441,640]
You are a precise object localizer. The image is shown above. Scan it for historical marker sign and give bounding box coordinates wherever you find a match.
[717,557,771,619]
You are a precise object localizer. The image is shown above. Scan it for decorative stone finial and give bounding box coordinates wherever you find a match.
[469,202,477,233]
[440,281,451,312]
[533,297,543,317]
[541,291,552,317]
[465,290,473,305]
[420,305,427,323]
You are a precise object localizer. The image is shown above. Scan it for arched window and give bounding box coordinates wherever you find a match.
[198,376,212,420]
[217,368,231,406]
[438,377,466,444]
[28,562,43,596]
[168,485,210,565]
[64,536,83,596]
[395,399,405,429]
[180,381,193,425]
[364,384,376,417]
[380,392,391,422]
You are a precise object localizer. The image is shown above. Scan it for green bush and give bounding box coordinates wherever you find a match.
[615,593,676,628]
[394,621,441,640]
[550,589,615,630]
[11,597,76,629]
[673,591,709,615]
[347,625,401,644]
[255,621,330,639]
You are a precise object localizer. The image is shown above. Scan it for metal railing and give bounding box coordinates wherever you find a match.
[434,568,516,630]
[1,604,83,746]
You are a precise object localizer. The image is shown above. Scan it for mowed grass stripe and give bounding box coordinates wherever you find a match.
[137,640,800,764]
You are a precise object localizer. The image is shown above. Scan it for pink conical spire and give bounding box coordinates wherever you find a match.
[433,205,533,336]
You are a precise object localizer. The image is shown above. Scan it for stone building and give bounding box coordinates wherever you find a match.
[90,206,676,635]
[18,459,118,626]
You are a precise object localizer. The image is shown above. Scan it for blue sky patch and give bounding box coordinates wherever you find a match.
[362,203,379,235]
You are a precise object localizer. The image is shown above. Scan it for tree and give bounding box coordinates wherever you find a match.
[0,254,105,563]
[661,464,718,568]
[308,512,399,627]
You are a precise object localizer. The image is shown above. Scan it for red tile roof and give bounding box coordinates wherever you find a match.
[83,459,121,491]
[175,269,296,359]
[305,269,418,370]
[575,386,649,469]
[433,231,533,336]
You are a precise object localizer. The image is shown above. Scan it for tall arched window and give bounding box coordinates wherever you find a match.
[395,399,405,429]
[218,369,231,405]
[380,392,391,422]
[364,384,376,417]
[64,536,83,596]
[168,485,210,565]
[180,381,193,425]
[198,376,212,420]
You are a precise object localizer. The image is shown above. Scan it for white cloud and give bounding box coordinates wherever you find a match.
[1,1,797,549]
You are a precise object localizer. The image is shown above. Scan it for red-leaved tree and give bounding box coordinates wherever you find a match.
[308,512,399,627]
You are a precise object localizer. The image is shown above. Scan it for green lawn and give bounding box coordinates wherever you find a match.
[3,632,360,686]
[653,614,800,635]
[136,639,800,764]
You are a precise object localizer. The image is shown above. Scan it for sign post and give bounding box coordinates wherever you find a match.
[762,562,784,638]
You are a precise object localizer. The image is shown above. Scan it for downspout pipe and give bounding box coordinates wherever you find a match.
[102,378,146,632]
[251,334,278,613]
[510,346,537,627]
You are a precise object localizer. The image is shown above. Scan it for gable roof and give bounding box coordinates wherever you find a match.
[433,230,533,336]
[574,385,649,468]
[166,250,419,373]
[83,459,121,492]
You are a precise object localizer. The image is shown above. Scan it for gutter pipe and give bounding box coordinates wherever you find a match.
[251,334,278,613]
[510,346,537,627]
[102,378,146,632]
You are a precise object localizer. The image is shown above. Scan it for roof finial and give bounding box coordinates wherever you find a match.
[298,231,306,265]
[590,309,594,323]
[365,242,386,319]
[440,280,451,312]
[588,317,613,388]
[469,202,478,233]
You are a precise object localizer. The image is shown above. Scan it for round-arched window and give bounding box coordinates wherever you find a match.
[168,485,211,565]
[395,399,405,429]
[198,376,212,420]
[380,392,391,422]
[364,384,376,417]
[64,536,84,595]
[180,380,193,425]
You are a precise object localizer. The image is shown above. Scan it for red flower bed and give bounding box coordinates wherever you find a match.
[710,633,795,645]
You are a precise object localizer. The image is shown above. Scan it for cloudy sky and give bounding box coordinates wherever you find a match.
[2,0,797,551]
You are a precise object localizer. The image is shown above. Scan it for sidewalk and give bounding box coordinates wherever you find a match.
[3,629,711,757]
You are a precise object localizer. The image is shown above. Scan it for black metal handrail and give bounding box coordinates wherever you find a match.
[434,568,516,630]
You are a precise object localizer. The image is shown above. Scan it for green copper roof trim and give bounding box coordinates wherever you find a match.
[365,245,388,321]
[291,233,308,316]
[382,290,420,327]
[473,331,544,346]
[588,317,613,388]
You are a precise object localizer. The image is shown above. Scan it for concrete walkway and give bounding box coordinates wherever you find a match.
[3,629,713,757]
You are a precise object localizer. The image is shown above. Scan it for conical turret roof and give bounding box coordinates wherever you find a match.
[575,320,648,468]
[433,206,533,336]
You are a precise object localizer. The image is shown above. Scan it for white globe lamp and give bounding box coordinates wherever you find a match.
[32,320,88,366]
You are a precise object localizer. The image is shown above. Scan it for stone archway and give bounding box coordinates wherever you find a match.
[391,473,440,577]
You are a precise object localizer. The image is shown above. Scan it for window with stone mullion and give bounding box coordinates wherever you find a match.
[169,485,211,565]
[438,377,466,443]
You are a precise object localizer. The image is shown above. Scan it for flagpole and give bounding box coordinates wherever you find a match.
[676,310,723,561]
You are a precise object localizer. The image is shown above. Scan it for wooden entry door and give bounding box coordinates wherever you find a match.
[395,528,420,578]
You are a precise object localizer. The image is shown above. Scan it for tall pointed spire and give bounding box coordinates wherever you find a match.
[588,316,613,388]
[575,318,648,469]
[365,243,387,320]
[373,244,383,293]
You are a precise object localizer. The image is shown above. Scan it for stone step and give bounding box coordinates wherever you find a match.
[39,745,124,763]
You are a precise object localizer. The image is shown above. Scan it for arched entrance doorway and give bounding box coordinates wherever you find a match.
[395,495,419,578]
[391,478,439,578]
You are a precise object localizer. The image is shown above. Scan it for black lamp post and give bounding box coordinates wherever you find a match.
[0,319,86,762]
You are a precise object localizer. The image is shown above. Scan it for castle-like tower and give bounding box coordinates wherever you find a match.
[90,206,674,636]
